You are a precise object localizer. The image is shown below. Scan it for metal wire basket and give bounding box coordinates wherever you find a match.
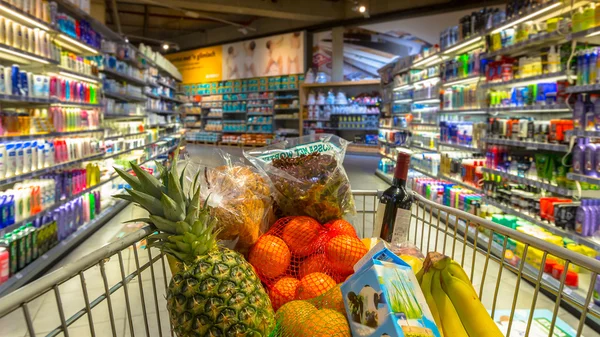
[0,191,599,337]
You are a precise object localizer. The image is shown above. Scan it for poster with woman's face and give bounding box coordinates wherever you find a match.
[222,31,305,80]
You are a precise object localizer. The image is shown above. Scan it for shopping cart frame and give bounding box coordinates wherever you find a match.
[1,190,600,337]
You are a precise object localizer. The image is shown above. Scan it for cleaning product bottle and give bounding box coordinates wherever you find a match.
[586,95,596,131]
[576,200,588,235]
[585,142,598,177]
[573,138,588,175]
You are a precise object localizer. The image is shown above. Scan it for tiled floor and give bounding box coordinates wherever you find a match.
[0,144,598,336]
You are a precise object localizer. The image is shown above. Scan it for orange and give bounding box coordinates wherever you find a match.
[325,234,368,274]
[281,216,322,257]
[324,219,358,237]
[299,309,351,337]
[270,277,300,311]
[249,235,291,279]
[313,284,345,315]
[295,272,336,300]
[298,254,330,279]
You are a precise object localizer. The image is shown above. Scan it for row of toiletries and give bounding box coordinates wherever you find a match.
[49,107,101,132]
[0,16,61,62]
[488,117,573,143]
[439,121,486,147]
[487,81,566,108]
[442,83,482,110]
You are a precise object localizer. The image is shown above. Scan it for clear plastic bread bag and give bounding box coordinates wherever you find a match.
[244,134,355,223]
[181,150,275,253]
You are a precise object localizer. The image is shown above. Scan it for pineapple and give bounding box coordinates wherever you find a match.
[114,157,276,336]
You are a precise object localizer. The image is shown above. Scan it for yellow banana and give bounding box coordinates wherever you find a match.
[441,268,503,337]
[431,271,469,337]
[421,270,444,337]
[446,260,472,285]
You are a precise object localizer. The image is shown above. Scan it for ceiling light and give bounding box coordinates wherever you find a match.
[162,44,169,51]
[124,37,129,43]
[358,5,366,13]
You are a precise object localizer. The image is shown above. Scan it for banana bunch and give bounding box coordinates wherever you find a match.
[417,252,503,337]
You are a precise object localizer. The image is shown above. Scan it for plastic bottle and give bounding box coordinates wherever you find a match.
[585,142,598,177]
[0,144,6,179]
[0,247,8,284]
[574,138,588,174]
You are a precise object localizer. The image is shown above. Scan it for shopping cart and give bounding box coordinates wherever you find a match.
[1,191,600,337]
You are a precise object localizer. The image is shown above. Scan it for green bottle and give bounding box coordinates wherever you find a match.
[4,234,17,276]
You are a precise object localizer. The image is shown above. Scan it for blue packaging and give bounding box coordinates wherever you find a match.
[0,195,5,229]
[5,194,14,226]
[11,65,19,96]
[20,72,28,97]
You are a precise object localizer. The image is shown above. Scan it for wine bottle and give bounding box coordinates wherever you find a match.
[374,152,413,243]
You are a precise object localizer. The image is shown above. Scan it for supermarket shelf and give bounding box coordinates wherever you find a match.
[0,94,52,105]
[51,100,102,108]
[481,72,567,89]
[411,76,440,86]
[202,116,223,119]
[485,30,564,58]
[410,143,437,152]
[158,81,177,90]
[57,67,101,83]
[275,96,299,99]
[145,92,160,99]
[438,173,482,192]
[222,111,247,114]
[104,91,147,102]
[146,109,178,115]
[100,68,146,86]
[378,139,403,147]
[378,126,410,132]
[412,97,440,104]
[566,84,600,94]
[375,169,393,185]
[301,79,380,88]
[0,152,104,187]
[566,129,600,138]
[486,104,570,114]
[304,118,330,122]
[331,113,379,116]
[438,108,487,115]
[248,104,273,108]
[566,172,600,186]
[437,142,482,152]
[482,137,568,152]
[442,75,484,87]
[274,118,299,121]
[160,95,184,104]
[104,131,147,140]
[483,197,600,251]
[0,200,130,296]
[247,113,273,116]
[380,152,396,161]
[481,168,596,197]
[335,127,379,131]
[0,129,104,140]
[274,108,300,111]
[567,25,600,41]
[0,41,59,66]
[103,140,162,160]
[411,166,438,179]
[104,114,145,119]
[0,176,120,236]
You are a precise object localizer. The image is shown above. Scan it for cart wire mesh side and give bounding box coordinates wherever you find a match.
[0,191,600,337]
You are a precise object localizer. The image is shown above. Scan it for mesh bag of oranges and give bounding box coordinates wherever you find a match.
[249,216,368,313]
[271,284,351,337]
[244,134,355,223]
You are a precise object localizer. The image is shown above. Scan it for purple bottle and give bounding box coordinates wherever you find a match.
[585,142,598,177]
[573,138,588,174]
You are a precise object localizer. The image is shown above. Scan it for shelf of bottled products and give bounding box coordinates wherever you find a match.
[0,0,184,293]
[377,3,600,314]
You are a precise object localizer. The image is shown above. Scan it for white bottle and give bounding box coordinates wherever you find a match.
[22,142,31,173]
[33,28,40,55]
[0,144,6,179]
[5,143,15,178]
[548,46,559,73]
[13,22,21,50]
[43,143,50,168]
[30,140,37,171]
[22,27,29,53]
[5,20,12,47]
[37,141,44,169]
[14,143,23,175]
[0,17,5,45]
[27,27,34,53]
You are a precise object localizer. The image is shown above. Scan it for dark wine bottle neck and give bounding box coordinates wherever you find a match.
[392,177,407,187]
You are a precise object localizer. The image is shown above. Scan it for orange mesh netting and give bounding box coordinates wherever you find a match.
[248,216,368,313]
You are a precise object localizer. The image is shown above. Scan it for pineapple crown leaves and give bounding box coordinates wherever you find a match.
[114,154,222,263]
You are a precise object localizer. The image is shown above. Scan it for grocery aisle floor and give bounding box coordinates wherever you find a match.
[0,144,598,337]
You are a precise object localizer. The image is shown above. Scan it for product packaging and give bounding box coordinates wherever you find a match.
[244,134,355,223]
[341,247,441,337]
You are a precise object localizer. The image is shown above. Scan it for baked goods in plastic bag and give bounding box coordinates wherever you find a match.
[184,151,274,252]
[244,134,355,223]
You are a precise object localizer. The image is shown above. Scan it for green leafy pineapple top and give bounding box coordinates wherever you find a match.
[114,157,219,263]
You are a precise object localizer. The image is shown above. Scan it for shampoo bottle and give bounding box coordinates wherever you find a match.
[585,142,598,177]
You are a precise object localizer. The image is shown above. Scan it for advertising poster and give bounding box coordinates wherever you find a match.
[492,309,582,337]
[221,31,305,80]
[166,46,223,84]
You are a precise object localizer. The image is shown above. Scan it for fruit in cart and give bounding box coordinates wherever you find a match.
[275,300,317,335]
[312,284,345,315]
[249,234,291,279]
[298,253,330,279]
[281,216,322,257]
[299,308,351,337]
[399,254,423,274]
[323,219,358,237]
[114,156,276,337]
[418,252,503,337]
[325,234,368,274]
[271,277,300,311]
[431,271,468,337]
[296,272,336,300]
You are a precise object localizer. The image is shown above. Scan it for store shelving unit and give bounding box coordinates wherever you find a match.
[0,0,182,294]
[300,79,381,154]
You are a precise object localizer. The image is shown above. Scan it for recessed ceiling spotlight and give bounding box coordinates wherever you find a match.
[162,43,169,50]
[358,5,366,13]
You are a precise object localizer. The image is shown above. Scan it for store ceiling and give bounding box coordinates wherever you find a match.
[104,0,488,50]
